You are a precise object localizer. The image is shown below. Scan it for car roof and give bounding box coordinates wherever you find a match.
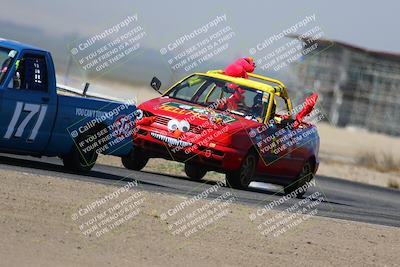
[0,38,46,53]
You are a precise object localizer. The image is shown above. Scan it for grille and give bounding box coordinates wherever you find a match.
[155,116,169,126]
[190,126,203,134]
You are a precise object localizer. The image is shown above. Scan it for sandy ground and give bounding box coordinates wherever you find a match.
[317,123,400,188]
[318,123,400,161]
[1,169,399,267]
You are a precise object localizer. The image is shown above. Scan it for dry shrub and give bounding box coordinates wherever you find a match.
[388,180,400,189]
[357,151,400,172]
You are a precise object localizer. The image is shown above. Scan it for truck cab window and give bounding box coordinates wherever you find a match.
[0,48,17,85]
[14,55,48,92]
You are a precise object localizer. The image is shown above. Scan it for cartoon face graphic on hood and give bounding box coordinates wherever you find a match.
[148,118,193,149]
[167,119,190,139]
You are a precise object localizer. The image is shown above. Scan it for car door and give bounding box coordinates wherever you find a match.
[272,95,305,177]
[256,95,303,178]
[0,50,57,154]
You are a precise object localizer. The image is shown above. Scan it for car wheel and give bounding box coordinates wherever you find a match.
[184,164,207,180]
[226,151,257,189]
[121,148,149,171]
[284,161,314,198]
[63,134,98,172]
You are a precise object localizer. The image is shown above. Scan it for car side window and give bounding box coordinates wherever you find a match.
[12,54,48,92]
[274,96,290,116]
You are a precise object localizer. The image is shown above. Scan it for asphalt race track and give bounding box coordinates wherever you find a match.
[1,154,399,228]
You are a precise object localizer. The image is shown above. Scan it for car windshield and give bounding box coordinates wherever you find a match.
[166,75,270,121]
[0,47,17,85]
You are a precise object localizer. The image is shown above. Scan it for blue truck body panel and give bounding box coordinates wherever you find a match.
[0,39,137,159]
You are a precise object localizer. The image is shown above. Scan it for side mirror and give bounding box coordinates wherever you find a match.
[150,77,162,94]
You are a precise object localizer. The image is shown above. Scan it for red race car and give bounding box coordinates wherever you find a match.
[123,71,320,197]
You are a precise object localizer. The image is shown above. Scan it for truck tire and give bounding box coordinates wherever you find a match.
[63,136,98,172]
[62,125,101,172]
[284,161,314,198]
[226,151,257,189]
[121,148,149,171]
[184,164,207,181]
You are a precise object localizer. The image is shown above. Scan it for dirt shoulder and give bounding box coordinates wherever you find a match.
[317,123,400,188]
[0,168,398,267]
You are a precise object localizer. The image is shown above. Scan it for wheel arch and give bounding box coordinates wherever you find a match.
[64,122,108,158]
[307,155,317,173]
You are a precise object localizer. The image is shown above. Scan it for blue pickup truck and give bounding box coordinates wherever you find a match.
[0,39,141,171]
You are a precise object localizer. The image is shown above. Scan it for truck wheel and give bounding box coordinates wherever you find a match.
[226,151,257,189]
[184,164,207,181]
[284,161,314,198]
[121,149,149,171]
[63,136,98,172]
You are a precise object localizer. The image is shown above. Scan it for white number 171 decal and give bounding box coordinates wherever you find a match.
[4,102,48,142]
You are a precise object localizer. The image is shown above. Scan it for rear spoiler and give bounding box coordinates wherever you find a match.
[57,83,135,104]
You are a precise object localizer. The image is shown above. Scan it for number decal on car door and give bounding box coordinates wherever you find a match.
[4,101,48,141]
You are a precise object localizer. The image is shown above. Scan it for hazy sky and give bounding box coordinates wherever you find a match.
[1,0,399,54]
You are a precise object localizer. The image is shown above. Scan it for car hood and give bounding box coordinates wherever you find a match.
[138,97,260,131]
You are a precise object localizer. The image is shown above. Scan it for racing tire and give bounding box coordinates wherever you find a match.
[184,164,207,181]
[63,134,98,172]
[121,149,149,171]
[226,151,258,189]
[284,161,314,198]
